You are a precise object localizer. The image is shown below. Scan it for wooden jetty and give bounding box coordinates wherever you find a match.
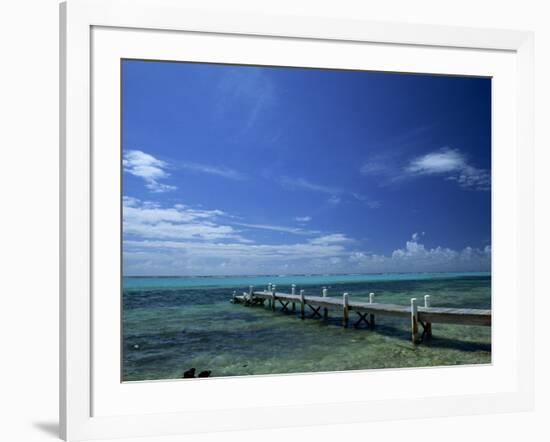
[231,284,491,344]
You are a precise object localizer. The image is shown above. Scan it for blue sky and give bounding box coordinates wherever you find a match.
[122,59,491,276]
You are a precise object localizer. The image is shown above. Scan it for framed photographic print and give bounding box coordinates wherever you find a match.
[60,0,534,440]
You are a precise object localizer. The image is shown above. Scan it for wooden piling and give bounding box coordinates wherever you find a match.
[369,292,375,329]
[271,285,276,311]
[322,288,328,319]
[411,298,418,344]
[232,291,236,303]
[291,284,296,311]
[300,289,305,319]
[424,295,432,338]
[248,285,254,302]
[343,293,349,327]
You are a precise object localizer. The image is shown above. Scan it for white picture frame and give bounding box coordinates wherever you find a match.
[60,0,534,440]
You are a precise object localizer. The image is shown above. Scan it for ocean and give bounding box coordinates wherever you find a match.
[122,272,491,381]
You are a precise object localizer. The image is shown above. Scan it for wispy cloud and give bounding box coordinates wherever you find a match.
[180,161,246,180]
[351,192,381,209]
[124,150,247,189]
[280,176,379,208]
[123,197,359,275]
[361,147,490,191]
[123,198,329,245]
[123,150,176,193]
[295,216,312,223]
[234,222,320,236]
[359,125,436,182]
[308,233,352,245]
[123,197,249,243]
[280,177,341,195]
[405,147,490,191]
[216,68,276,130]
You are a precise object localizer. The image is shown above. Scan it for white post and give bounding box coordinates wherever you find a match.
[248,285,254,301]
[232,291,236,303]
[368,292,375,328]
[300,289,305,319]
[343,293,349,327]
[424,295,432,338]
[322,288,328,319]
[411,298,418,344]
[271,284,276,310]
[267,283,272,293]
[291,284,296,311]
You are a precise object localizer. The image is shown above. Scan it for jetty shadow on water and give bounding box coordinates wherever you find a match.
[268,307,491,353]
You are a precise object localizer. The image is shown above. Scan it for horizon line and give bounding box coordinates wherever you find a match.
[123,270,491,278]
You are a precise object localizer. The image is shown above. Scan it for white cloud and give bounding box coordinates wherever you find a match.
[123,236,350,275]
[405,147,490,191]
[124,231,490,276]
[125,238,348,259]
[360,147,490,192]
[357,233,491,272]
[123,197,248,242]
[406,148,465,174]
[123,198,329,247]
[124,150,245,191]
[411,232,424,242]
[295,216,312,223]
[123,150,176,193]
[124,200,224,225]
[180,161,246,180]
[124,221,242,242]
[234,222,320,236]
[308,233,351,245]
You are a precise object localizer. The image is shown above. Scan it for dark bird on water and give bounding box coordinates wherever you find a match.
[182,368,196,378]
[198,370,211,378]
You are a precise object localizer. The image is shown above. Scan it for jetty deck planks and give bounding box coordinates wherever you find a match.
[232,288,491,344]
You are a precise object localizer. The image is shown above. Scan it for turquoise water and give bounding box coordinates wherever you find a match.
[122,272,491,381]
[123,271,490,290]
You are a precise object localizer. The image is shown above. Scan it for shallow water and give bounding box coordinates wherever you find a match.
[122,273,491,381]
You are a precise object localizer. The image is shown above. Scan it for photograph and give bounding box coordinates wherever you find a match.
[121,59,492,382]
[1,0,542,440]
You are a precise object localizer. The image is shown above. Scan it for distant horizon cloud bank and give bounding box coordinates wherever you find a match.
[123,194,491,276]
